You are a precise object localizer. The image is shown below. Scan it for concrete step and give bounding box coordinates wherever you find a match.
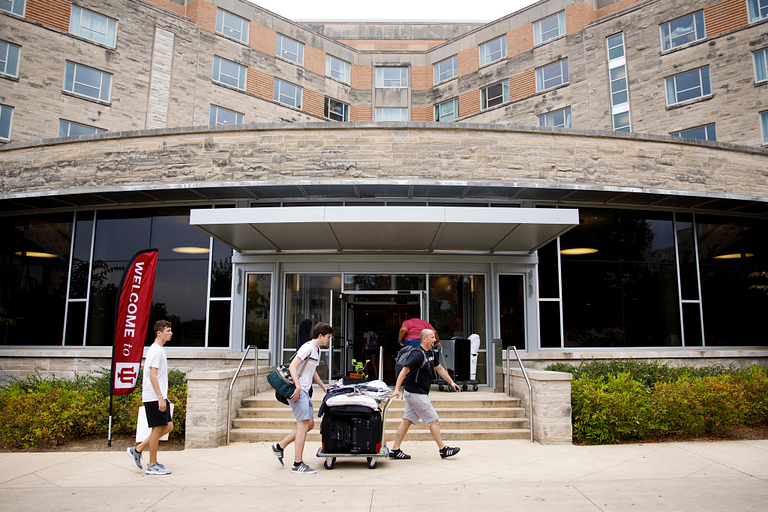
[241,395,521,410]
[232,416,529,430]
[237,406,526,419]
[229,428,532,443]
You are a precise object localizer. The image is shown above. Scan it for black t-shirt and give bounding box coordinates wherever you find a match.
[403,347,438,394]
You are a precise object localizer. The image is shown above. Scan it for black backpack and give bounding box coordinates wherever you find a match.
[394,346,428,382]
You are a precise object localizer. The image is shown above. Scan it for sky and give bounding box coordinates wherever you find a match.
[247,0,540,22]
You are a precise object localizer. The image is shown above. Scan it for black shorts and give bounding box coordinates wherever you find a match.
[144,399,172,428]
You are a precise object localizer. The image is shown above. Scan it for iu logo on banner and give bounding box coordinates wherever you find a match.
[110,249,159,396]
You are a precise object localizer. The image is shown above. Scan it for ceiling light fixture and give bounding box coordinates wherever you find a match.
[172,246,210,254]
[560,248,598,256]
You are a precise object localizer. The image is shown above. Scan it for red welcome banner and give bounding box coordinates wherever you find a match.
[110,249,159,396]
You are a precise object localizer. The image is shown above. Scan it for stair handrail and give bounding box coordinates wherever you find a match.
[226,345,261,446]
[508,346,534,443]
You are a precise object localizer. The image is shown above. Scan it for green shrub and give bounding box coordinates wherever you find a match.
[731,365,768,424]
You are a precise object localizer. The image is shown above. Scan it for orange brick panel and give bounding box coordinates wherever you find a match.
[304,45,326,76]
[337,39,445,51]
[411,106,431,122]
[459,89,481,117]
[596,0,644,19]
[247,67,273,100]
[704,0,749,38]
[507,24,533,59]
[411,66,430,91]
[509,69,536,102]
[251,23,277,55]
[144,0,186,17]
[303,89,324,117]
[188,0,216,34]
[26,0,70,32]
[565,2,596,34]
[458,47,479,77]
[351,105,372,122]
[352,64,372,90]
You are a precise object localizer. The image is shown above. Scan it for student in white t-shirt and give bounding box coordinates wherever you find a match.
[270,322,332,474]
[127,320,174,475]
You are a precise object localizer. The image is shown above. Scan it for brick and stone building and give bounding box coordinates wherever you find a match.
[1,0,767,387]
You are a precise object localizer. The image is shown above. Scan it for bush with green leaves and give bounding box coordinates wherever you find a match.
[546,360,768,444]
[0,368,187,449]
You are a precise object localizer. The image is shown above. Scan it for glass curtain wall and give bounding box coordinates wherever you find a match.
[244,273,272,349]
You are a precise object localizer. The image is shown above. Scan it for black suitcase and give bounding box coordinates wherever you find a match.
[321,405,382,454]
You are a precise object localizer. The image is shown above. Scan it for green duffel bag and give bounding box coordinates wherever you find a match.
[267,356,309,404]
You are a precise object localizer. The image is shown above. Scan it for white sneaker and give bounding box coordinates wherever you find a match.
[127,446,142,469]
[291,462,316,474]
[146,462,172,475]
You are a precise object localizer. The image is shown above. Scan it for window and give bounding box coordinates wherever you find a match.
[536,59,569,92]
[0,104,12,141]
[534,11,566,45]
[216,8,249,44]
[610,65,629,107]
[671,124,717,141]
[209,105,243,126]
[375,108,408,121]
[58,120,106,137]
[538,107,571,128]
[324,97,349,122]
[276,34,304,66]
[69,6,117,47]
[0,40,20,78]
[748,0,768,22]
[481,80,509,110]
[480,35,507,66]
[326,55,350,84]
[434,98,459,122]
[376,67,408,88]
[613,111,631,132]
[212,56,246,90]
[0,0,24,16]
[661,11,705,51]
[607,33,631,132]
[434,55,458,84]
[63,62,111,102]
[755,48,768,83]
[607,33,625,61]
[273,78,302,108]
[761,112,768,144]
[666,67,711,105]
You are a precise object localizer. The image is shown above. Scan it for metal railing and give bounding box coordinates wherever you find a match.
[226,345,261,446]
[508,346,534,443]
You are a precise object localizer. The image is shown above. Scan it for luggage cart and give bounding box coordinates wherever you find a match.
[437,338,478,391]
[316,395,393,469]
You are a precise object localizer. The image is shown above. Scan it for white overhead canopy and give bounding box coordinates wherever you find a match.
[190,206,579,253]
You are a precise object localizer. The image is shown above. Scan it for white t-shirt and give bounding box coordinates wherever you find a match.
[142,342,168,402]
[294,341,320,392]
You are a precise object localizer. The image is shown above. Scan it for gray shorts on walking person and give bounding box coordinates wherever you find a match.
[403,390,439,425]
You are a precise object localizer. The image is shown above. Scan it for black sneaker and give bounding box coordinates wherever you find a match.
[389,449,411,459]
[439,446,460,459]
[271,443,284,467]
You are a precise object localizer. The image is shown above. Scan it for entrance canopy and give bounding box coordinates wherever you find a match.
[190,206,579,253]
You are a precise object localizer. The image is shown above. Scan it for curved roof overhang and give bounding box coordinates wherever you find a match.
[190,206,579,254]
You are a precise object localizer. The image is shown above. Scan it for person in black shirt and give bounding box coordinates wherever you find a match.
[390,329,460,460]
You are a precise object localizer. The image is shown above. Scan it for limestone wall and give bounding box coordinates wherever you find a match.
[508,367,573,444]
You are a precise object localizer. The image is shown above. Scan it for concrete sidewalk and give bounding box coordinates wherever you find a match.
[1,439,767,511]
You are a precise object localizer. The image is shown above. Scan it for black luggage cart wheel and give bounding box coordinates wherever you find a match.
[367,457,377,469]
[324,457,336,470]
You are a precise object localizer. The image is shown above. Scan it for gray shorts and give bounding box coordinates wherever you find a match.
[290,389,313,422]
[403,390,439,425]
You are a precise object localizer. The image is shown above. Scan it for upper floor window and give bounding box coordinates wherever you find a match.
[69,6,117,48]
[534,11,566,45]
[762,111,768,144]
[671,124,716,141]
[216,8,249,44]
[0,0,24,16]
[607,33,625,61]
[434,98,459,122]
[748,0,768,23]
[434,55,458,84]
[538,107,571,128]
[481,80,509,110]
[0,104,12,142]
[63,62,111,102]
[58,119,106,137]
[273,78,302,109]
[0,40,20,78]
[326,55,350,84]
[212,56,246,90]
[610,65,629,107]
[613,111,631,132]
[276,34,304,66]
[754,48,768,83]
[480,35,507,66]
[375,108,408,121]
[666,67,711,106]
[325,97,349,122]
[536,59,569,92]
[209,105,243,126]
[376,67,408,88]
[661,11,705,51]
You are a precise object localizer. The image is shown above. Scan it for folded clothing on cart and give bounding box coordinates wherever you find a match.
[318,380,391,417]
[325,394,378,409]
